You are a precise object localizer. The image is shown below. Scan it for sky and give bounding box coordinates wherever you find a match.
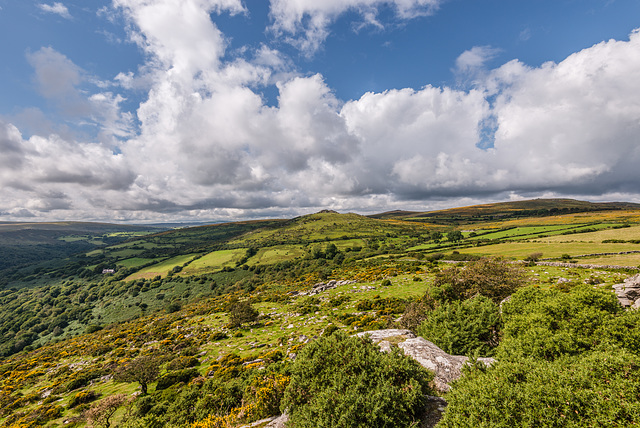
[1,0,640,223]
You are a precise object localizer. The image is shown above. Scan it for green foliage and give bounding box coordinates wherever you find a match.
[439,350,640,428]
[68,389,101,409]
[166,355,199,371]
[282,331,434,428]
[431,257,528,303]
[398,301,429,331]
[226,298,259,328]
[417,295,501,357]
[155,368,199,390]
[113,355,161,395]
[498,285,624,361]
[447,230,463,242]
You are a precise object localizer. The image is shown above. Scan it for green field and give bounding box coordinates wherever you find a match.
[126,253,199,280]
[116,257,164,268]
[460,241,640,260]
[248,245,306,265]
[180,249,246,275]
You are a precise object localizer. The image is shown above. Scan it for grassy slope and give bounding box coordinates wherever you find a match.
[3,200,640,426]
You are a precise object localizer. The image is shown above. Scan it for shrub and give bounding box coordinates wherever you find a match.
[417,295,501,357]
[68,389,100,409]
[498,285,623,361]
[398,301,429,331]
[282,332,434,428]
[432,257,528,303]
[167,356,199,371]
[156,368,199,390]
[211,331,228,341]
[438,350,640,427]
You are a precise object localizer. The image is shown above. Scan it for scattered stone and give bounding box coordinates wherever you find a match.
[422,395,448,428]
[305,280,356,296]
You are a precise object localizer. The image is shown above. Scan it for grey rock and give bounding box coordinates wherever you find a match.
[355,329,416,343]
[613,274,640,307]
[264,413,288,428]
[356,329,494,392]
[398,337,495,393]
[422,395,448,428]
[378,340,392,353]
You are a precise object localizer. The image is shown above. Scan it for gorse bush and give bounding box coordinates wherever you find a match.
[438,349,640,428]
[438,284,640,427]
[417,295,501,357]
[498,285,627,361]
[282,331,434,428]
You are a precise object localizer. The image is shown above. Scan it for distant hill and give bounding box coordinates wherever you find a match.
[369,199,640,224]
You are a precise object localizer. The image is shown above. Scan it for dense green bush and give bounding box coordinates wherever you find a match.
[155,368,199,390]
[417,295,501,357]
[439,349,640,427]
[282,332,434,428]
[498,285,624,361]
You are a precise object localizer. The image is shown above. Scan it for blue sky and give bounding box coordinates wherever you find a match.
[0,0,639,222]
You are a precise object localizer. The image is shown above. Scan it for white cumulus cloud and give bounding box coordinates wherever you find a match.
[2,2,640,221]
[38,2,72,19]
[269,0,443,54]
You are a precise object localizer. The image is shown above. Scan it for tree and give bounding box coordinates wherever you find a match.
[113,355,160,395]
[430,231,443,243]
[84,394,128,428]
[226,298,259,328]
[324,243,338,260]
[446,230,464,243]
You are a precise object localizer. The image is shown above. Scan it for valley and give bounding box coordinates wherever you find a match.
[1,199,640,427]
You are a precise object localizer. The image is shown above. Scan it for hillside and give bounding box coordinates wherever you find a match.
[0,222,165,284]
[1,199,640,427]
[370,198,640,224]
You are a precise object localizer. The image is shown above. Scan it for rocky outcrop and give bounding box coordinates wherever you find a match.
[613,274,640,308]
[356,329,495,393]
[398,337,495,392]
[300,279,356,296]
